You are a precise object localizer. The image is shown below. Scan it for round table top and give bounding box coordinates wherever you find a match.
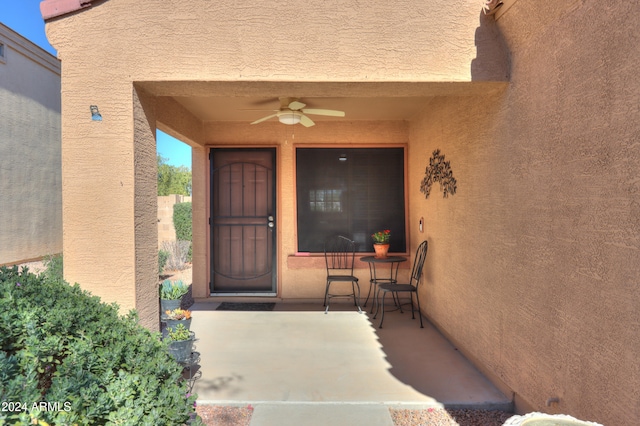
[360,255,407,263]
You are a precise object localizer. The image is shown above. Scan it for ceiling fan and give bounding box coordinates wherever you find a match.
[250,97,345,127]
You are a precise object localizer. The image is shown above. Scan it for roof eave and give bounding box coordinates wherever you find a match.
[40,0,100,21]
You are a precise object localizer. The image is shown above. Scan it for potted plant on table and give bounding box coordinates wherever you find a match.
[165,323,195,363]
[160,279,189,313]
[164,308,192,332]
[371,229,391,258]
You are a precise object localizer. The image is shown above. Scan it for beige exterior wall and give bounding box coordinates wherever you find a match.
[43,0,639,423]
[407,1,639,424]
[0,23,61,265]
[43,0,495,323]
[158,194,192,247]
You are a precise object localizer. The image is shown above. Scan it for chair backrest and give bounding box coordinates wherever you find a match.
[324,235,357,274]
[409,240,429,288]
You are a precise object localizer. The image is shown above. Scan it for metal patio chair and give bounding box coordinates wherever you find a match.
[374,240,428,328]
[323,235,363,314]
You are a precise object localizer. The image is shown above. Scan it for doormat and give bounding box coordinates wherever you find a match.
[216,302,276,311]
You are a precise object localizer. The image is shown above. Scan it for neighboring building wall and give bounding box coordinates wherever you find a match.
[408,1,639,424]
[0,23,61,265]
[158,194,192,247]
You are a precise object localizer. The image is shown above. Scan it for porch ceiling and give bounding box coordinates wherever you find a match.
[137,81,506,124]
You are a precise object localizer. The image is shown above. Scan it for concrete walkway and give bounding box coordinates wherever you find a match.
[189,302,511,425]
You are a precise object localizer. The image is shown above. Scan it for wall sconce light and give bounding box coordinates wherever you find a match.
[90,105,102,121]
[278,111,302,125]
[338,154,347,162]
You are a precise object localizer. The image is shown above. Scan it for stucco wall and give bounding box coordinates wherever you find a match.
[42,0,639,423]
[158,194,192,247]
[0,24,61,265]
[43,0,494,315]
[408,1,639,423]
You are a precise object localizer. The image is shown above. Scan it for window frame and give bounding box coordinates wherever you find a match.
[293,144,410,255]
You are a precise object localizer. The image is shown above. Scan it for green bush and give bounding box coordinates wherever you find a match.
[160,279,189,300]
[159,249,170,275]
[42,253,63,281]
[0,266,203,426]
[173,202,192,261]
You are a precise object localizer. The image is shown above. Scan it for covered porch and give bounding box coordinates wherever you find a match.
[188,301,512,425]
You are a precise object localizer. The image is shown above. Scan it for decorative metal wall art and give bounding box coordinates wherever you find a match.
[420,149,457,199]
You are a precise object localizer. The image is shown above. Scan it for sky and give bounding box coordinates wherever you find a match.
[1,0,192,169]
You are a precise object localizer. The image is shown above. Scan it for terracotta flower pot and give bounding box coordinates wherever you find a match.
[373,243,390,258]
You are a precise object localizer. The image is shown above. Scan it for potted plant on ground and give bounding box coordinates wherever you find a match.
[165,323,195,363]
[371,229,391,258]
[160,279,189,313]
[164,308,192,332]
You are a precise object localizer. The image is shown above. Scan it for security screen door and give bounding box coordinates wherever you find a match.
[210,148,276,294]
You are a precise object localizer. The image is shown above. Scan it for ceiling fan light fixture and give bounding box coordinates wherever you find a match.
[278,111,302,125]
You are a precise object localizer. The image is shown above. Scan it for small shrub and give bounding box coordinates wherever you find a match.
[42,253,63,281]
[0,266,203,425]
[160,279,189,300]
[173,202,192,261]
[158,249,170,275]
[166,323,191,342]
[162,240,190,271]
[173,202,192,242]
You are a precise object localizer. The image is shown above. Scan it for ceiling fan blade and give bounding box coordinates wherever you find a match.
[301,108,345,117]
[288,100,306,110]
[251,113,278,125]
[300,114,315,127]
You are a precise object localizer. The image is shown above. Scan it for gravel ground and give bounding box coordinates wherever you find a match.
[196,405,253,426]
[391,408,513,426]
[195,406,513,425]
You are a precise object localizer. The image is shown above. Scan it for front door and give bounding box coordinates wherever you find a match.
[210,148,276,294]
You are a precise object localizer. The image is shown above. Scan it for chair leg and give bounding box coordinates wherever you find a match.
[324,280,330,314]
[354,281,363,314]
[369,283,378,314]
[323,280,330,307]
[393,291,403,313]
[417,295,424,328]
[363,280,373,308]
[372,287,380,319]
[410,293,415,319]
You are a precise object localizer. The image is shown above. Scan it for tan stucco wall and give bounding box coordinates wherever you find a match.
[43,0,496,317]
[0,24,61,265]
[158,194,192,247]
[43,0,639,423]
[407,1,640,423]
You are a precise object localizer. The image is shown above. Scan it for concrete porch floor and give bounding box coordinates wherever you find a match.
[188,301,512,425]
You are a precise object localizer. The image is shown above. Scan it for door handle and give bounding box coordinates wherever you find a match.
[268,215,275,228]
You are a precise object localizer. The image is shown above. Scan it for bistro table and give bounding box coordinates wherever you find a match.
[360,255,407,313]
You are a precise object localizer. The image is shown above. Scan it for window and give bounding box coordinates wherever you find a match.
[0,42,5,63]
[296,147,406,253]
